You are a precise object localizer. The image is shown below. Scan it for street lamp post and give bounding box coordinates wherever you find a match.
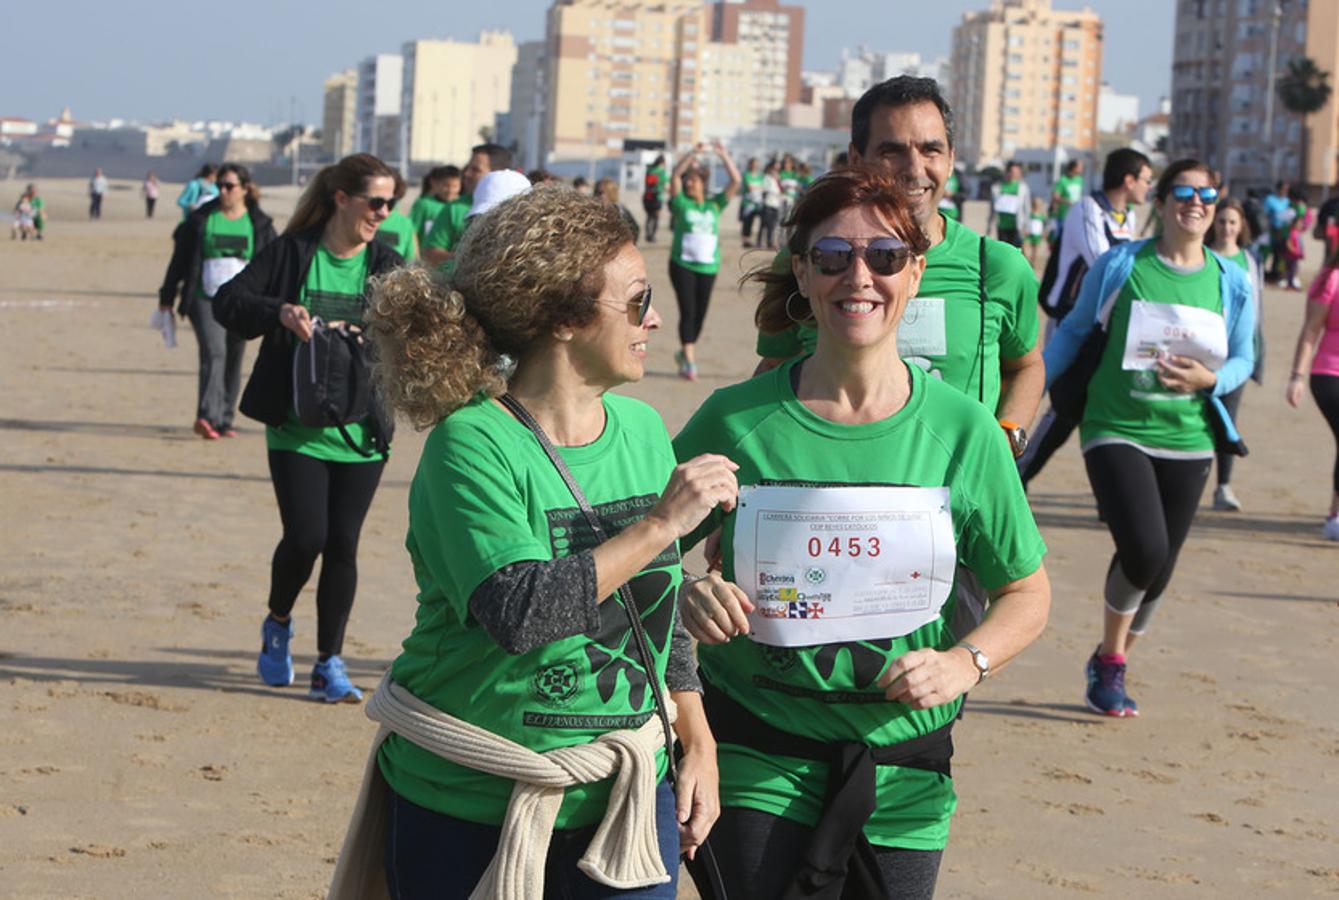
[1264,2,1283,183]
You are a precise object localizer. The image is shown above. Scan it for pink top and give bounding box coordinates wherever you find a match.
[1306,266,1339,375]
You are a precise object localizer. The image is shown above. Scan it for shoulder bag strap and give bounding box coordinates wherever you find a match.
[496,393,678,778]
[977,236,989,405]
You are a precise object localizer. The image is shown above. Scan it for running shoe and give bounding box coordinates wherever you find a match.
[675,350,698,381]
[219,427,238,438]
[194,418,220,440]
[309,656,363,704]
[1323,516,1339,542]
[1213,484,1242,511]
[257,616,294,687]
[1084,648,1136,717]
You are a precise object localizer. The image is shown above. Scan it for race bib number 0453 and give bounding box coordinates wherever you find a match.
[733,484,956,647]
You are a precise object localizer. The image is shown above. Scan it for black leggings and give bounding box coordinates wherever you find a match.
[267,450,385,656]
[669,259,717,345]
[1085,444,1210,634]
[1215,384,1246,486]
[1313,374,1339,493]
[707,805,942,900]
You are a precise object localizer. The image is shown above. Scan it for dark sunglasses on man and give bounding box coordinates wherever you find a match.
[808,236,912,277]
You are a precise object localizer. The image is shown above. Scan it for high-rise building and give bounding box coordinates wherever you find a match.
[837,49,951,102]
[950,0,1103,168]
[508,41,550,171]
[544,0,702,161]
[401,31,517,167]
[710,0,805,125]
[355,54,403,162]
[1170,0,1339,189]
[698,40,759,141]
[322,69,357,160]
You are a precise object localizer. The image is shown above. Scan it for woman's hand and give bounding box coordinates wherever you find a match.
[680,573,754,644]
[1286,374,1307,408]
[878,647,980,710]
[674,741,720,860]
[1156,354,1217,393]
[279,302,313,342]
[647,454,739,540]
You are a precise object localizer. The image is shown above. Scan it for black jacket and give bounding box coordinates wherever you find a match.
[157,199,277,316]
[212,228,403,427]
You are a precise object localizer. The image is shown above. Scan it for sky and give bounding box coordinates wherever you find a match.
[7,0,1174,127]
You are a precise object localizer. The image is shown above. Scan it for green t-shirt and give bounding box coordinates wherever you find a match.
[780,169,800,199]
[1026,212,1047,245]
[938,174,960,221]
[378,393,682,828]
[1081,243,1222,455]
[376,210,416,261]
[672,359,1046,850]
[422,195,472,257]
[670,192,729,275]
[196,209,254,298]
[29,196,44,221]
[265,245,380,462]
[645,166,667,205]
[995,181,1022,230]
[409,194,447,244]
[1229,249,1250,272]
[742,171,766,210]
[1052,175,1084,221]
[755,216,1040,412]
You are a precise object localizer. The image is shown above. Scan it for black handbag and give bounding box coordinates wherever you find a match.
[292,318,391,459]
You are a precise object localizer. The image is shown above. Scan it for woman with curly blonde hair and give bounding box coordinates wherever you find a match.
[333,186,728,899]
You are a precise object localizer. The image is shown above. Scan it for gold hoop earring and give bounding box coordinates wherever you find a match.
[784,290,812,323]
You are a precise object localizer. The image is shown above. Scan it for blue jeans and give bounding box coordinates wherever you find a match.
[384,780,679,900]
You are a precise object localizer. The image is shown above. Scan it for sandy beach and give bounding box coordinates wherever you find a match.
[1,177,1336,898]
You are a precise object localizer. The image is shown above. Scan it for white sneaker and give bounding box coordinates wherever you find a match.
[1323,516,1339,541]
[1213,484,1242,511]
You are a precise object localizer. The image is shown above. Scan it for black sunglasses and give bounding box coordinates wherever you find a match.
[808,237,912,277]
[598,284,653,325]
[354,194,398,212]
[217,181,243,191]
[1170,185,1219,205]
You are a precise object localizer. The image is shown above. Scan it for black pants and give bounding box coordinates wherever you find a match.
[643,202,661,242]
[145,197,156,218]
[998,226,1022,247]
[1085,444,1210,631]
[1313,374,1339,493]
[1215,385,1245,486]
[669,259,717,345]
[89,193,103,219]
[759,207,780,249]
[708,805,943,900]
[741,206,759,240]
[266,449,385,657]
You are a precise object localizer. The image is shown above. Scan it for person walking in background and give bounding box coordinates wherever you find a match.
[212,153,403,704]
[759,159,783,250]
[1044,160,1255,717]
[407,164,459,253]
[1207,196,1265,512]
[1050,159,1085,239]
[143,171,160,219]
[667,141,741,380]
[1286,242,1339,541]
[1283,190,1311,290]
[642,154,668,242]
[177,163,219,220]
[987,161,1030,248]
[421,143,512,269]
[739,157,764,248]
[89,168,108,220]
[938,166,963,221]
[158,163,277,440]
[1261,181,1293,283]
[1024,195,1047,270]
[11,184,40,240]
[595,175,641,243]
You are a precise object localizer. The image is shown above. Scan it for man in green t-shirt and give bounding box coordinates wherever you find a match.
[757,77,1044,454]
[987,161,1030,248]
[1051,159,1085,227]
[422,143,513,269]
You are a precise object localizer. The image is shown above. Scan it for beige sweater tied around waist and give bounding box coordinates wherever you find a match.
[328,672,676,900]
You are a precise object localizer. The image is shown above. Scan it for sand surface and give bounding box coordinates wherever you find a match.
[1,178,1336,898]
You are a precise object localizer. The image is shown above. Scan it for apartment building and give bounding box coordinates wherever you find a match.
[711,0,804,125]
[355,54,403,161]
[1171,0,1339,189]
[321,69,357,160]
[950,0,1103,168]
[401,31,517,167]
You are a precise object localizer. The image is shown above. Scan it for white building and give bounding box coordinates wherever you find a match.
[356,54,403,161]
[1097,82,1140,133]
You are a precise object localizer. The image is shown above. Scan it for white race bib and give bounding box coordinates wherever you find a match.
[201,256,248,298]
[1122,300,1227,371]
[993,193,1021,216]
[423,219,436,237]
[680,231,718,264]
[733,484,956,647]
[1028,218,1045,237]
[897,297,947,357]
[938,197,957,211]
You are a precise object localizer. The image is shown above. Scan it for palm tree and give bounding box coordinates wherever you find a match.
[1276,57,1332,185]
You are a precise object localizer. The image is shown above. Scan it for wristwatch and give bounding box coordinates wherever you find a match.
[999,420,1028,459]
[957,641,990,683]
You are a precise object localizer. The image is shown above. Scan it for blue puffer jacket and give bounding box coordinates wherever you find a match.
[1043,238,1257,446]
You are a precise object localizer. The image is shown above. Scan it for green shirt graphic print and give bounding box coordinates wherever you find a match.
[673,360,1046,850]
[378,393,682,829]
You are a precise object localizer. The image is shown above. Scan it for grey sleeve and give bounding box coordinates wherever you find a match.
[666,580,702,694]
[467,554,601,655]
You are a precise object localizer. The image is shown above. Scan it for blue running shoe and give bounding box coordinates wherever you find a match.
[1084,648,1133,717]
[257,616,294,687]
[309,655,362,704]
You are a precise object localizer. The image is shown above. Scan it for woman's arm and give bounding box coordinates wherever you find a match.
[670,689,718,860]
[668,152,695,201]
[715,143,741,201]
[1287,300,1332,407]
[879,565,1050,709]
